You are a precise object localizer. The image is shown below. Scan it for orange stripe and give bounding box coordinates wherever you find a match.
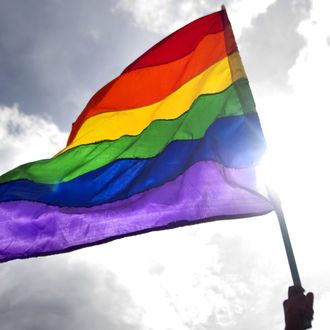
[63,53,245,152]
[67,10,238,146]
[68,32,236,144]
[81,32,233,116]
[123,11,225,72]
[98,32,229,111]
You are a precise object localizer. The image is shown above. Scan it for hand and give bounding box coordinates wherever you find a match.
[283,285,314,330]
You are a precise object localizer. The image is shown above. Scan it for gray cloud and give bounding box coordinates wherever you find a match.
[115,0,220,34]
[1,1,323,329]
[238,0,311,91]
[1,0,308,132]
[0,256,143,330]
[0,105,66,173]
[0,0,160,131]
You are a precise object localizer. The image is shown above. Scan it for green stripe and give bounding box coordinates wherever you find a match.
[0,79,255,185]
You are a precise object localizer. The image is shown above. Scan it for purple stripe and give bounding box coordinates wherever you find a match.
[0,161,273,262]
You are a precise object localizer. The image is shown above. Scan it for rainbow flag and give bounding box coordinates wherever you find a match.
[0,9,273,262]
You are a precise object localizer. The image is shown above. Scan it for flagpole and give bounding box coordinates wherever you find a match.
[267,187,314,329]
[220,4,310,326]
[220,0,301,286]
[220,1,301,286]
[267,186,301,286]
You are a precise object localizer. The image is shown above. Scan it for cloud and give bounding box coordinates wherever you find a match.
[0,0,278,133]
[72,216,288,330]
[288,0,330,99]
[115,0,276,36]
[228,0,276,37]
[1,1,329,329]
[0,104,67,174]
[255,0,330,208]
[239,0,311,91]
[282,0,330,304]
[156,218,287,330]
[0,0,158,131]
[115,0,218,34]
[0,255,143,330]
[254,1,330,325]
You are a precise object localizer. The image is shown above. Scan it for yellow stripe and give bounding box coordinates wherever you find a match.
[63,52,246,153]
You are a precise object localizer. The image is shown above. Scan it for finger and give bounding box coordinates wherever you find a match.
[306,292,314,308]
[305,292,314,320]
[288,285,305,298]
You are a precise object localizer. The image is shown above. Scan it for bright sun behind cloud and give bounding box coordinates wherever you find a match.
[253,5,330,326]
[1,1,330,329]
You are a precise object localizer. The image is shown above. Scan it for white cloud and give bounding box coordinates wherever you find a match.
[1,1,329,329]
[71,214,288,330]
[0,104,67,174]
[115,0,212,34]
[109,1,330,328]
[256,0,330,216]
[115,0,275,37]
[255,1,330,326]
[286,0,330,313]
[289,0,330,103]
[229,0,276,37]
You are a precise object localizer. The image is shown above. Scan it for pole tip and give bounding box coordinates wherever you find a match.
[221,4,226,11]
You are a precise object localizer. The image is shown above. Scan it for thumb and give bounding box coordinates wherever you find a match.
[306,292,314,308]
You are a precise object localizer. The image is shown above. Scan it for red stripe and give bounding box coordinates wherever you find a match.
[67,9,236,146]
[123,11,224,73]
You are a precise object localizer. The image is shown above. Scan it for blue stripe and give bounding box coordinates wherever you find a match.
[0,113,265,207]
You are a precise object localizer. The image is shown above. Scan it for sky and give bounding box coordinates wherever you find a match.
[0,0,330,329]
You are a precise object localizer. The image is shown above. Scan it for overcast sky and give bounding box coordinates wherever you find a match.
[1,0,330,329]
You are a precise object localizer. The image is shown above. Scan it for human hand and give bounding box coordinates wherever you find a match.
[283,285,314,330]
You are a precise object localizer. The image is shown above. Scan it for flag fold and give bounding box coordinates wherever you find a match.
[0,9,272,262]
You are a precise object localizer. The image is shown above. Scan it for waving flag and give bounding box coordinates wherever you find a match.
[0,9,272,262]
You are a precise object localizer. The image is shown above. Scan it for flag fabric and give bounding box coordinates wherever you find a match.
[0,9,273,262]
